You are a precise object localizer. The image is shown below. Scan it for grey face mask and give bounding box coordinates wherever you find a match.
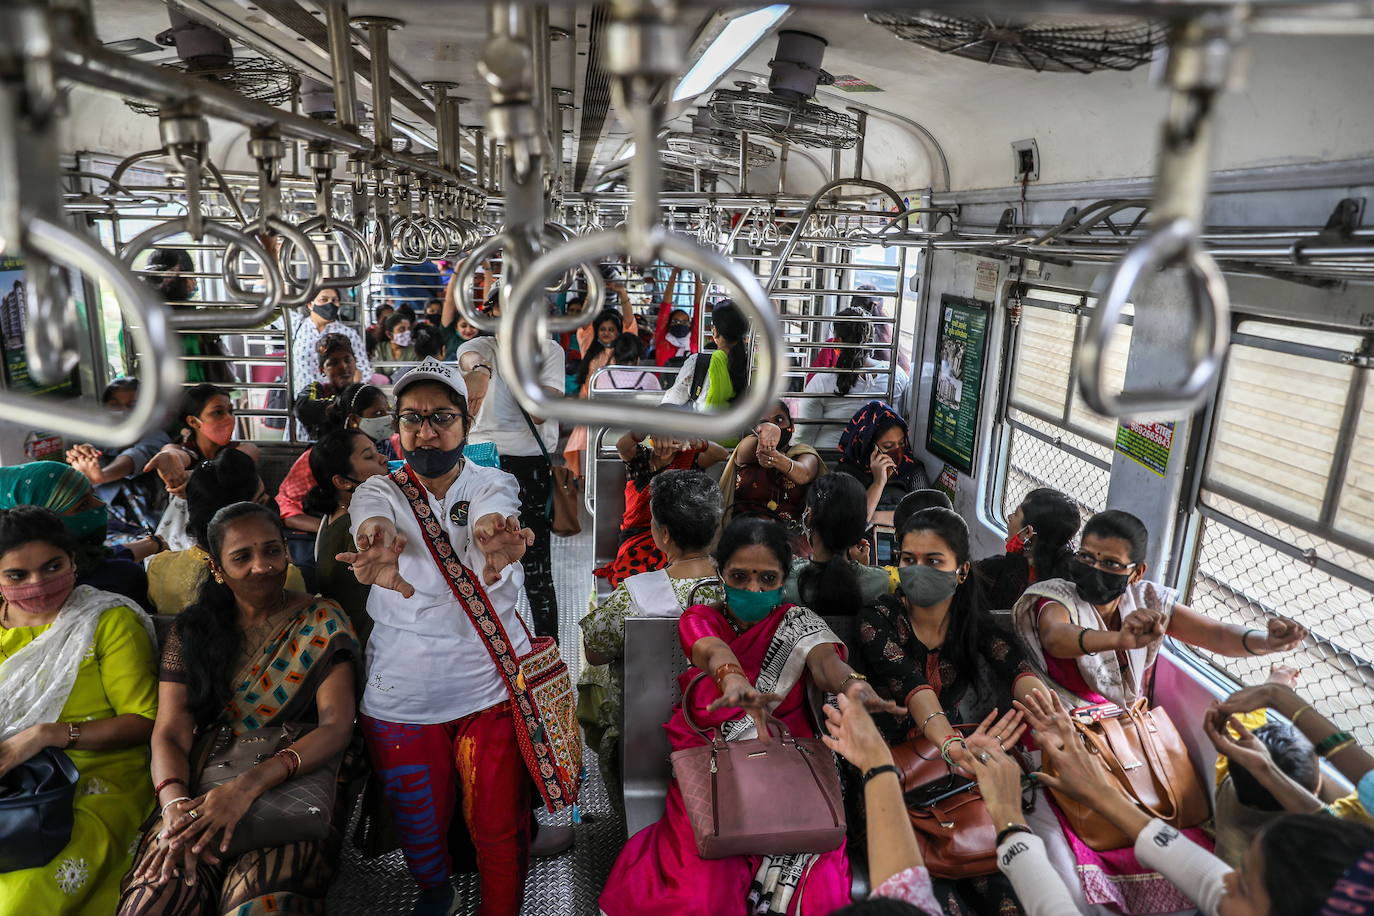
[897,563,960,608]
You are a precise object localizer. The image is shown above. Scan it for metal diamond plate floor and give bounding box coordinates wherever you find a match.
[327,525,621,915]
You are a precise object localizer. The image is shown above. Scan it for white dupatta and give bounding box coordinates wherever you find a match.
[1011,577,1176,707]
[0,585,156,740]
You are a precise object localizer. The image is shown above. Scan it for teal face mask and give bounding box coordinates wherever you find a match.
[724,585,783,624]
[63,505,109,541]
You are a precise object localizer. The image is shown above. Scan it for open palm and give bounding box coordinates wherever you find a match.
[336,535,413,597]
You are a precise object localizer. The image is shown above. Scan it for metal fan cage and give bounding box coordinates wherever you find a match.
[662,131,777,173]
[865,12,1165,73]
[125,55,301,115]
[705,89,859,150]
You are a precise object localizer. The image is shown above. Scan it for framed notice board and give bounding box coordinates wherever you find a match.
[925,294,990,476]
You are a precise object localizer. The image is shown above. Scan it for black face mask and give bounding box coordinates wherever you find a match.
[776,425,793,449]
[668,321,691,338]
[1068,562,1131,606]
[313,303,340,322]
[160,277,196,303]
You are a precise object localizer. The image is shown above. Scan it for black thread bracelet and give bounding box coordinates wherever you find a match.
[1078,627,1097,655]
[996,823,1034,846]
[862,764,900,786]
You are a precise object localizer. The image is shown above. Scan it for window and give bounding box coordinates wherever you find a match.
[993,289,1132,524]
[1183,321,1374,743]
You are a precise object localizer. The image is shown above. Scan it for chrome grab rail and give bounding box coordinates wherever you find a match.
[17,218,180,444]
[765,178,909,292]
[294,146,373,288]
[226,133,321,309]
[1079,11,1243,418]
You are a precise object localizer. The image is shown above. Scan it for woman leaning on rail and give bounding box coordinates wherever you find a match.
[579,468,725,813]
[0,507,158,916]
[1009,508,1308,915]
[857,506,1046,915]
[599,516,903,916]
[119,502,359,916]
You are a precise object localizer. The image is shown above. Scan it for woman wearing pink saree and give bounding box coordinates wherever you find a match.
[599,517,901,916]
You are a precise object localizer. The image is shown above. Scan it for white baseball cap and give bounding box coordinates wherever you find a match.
[391,357,469,401]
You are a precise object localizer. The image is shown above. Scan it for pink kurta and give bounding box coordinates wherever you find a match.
[598,603,852,916]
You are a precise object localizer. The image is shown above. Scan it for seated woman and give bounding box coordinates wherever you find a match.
[783,473,893,614]
[0,461,159,609]
[1018,689,1374,916]
[599,516,901,916]
[835,401,930,522]
[307,427,391,644]
[0,507,158,916]
[660,300,752,429]
[1010,508,1308,915]
[976,488,1080,610]
[65,377,171,541]
[580,469,724,808]
[858,507,1046,914]
[145,449,305,616]
[278,383,396,536]
[796,309,911,450]
[593,430,727,589]
[145,384,261,552]
[119,502,359,915]
[718,401,823,558]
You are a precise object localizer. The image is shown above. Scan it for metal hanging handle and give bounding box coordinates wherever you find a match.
[227,215,320,309]
[450,224,606,333]
[12,218,179,444]
[765,177,909,292]
[120,217,284,329]
[295,215,373,288]
[1078,217,1229,416]
[1078,11,1243,418]
[501,227,783,440]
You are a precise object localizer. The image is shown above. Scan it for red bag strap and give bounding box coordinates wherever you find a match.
[387,465,528,693]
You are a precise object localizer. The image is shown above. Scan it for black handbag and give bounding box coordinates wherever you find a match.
[0,747,79,872]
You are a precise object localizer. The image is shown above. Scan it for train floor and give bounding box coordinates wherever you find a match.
[327,524,622,915]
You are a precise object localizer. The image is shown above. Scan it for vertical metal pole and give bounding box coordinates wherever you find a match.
[849,108,867,180]
[325,2,358,131]
[474,127,487,189]
[777,139,789,194]
[738,130,749,195]
[352,16,403,153]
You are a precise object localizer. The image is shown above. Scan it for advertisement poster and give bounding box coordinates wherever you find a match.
[1115,420,1175,477]
[0,257,78,397]
[925,295,990,476]
[936,465,960,501]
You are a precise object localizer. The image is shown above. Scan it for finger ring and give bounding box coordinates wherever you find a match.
[977,752,991,764]
[188,810,200,821]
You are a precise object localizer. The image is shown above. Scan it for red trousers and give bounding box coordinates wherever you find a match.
[361,702,532,916]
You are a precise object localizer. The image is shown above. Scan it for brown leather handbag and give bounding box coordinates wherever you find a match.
[192,724,342,858]
[890,727,1001,879]
[669,673,846,859]
[1043,697,1209,850]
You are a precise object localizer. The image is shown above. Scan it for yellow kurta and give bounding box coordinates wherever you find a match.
[0,605,159,915]
[146,546,308,615]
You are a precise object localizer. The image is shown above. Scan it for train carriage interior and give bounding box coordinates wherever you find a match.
[1,0,1373,913]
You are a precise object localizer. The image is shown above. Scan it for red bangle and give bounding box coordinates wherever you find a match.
[154,777,187,796]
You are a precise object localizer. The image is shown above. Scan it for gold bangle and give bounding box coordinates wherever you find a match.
[1326,739,1357,758]
[1290,704,1315,728]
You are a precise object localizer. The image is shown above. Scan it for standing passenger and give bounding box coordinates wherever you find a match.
[337,359,539,916]
[289,288,372,398]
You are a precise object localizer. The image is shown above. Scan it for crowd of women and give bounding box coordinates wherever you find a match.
[1,259,1373,916]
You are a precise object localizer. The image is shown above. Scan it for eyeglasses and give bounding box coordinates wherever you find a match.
[1072,551,1136,574]
[396,411,462,431]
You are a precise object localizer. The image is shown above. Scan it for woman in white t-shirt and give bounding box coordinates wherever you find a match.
[795,308,910,449]
[338,358,540,916]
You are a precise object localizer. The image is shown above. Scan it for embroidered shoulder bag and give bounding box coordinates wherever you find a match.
[390,466,582,811]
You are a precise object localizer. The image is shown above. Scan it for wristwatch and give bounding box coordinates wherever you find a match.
[66,722,81,748]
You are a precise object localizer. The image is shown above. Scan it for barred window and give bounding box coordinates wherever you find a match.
[1184,321,1374,743]
[994,289,1130,523]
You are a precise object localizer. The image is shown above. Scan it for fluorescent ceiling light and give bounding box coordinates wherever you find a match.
[671,5,789,103]
[617,142,636,161]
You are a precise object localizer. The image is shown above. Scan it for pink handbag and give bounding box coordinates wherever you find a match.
[669,673,846,859]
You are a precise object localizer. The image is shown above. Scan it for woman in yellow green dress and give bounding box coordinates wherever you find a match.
[0,505,159,915]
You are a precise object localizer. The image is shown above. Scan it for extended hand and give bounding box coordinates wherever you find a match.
[1119,609,1167,650]
[840,678,903,717]
[473,513,534,585]
[754,421,782,452]
[336,518,413,597]
[707,673,784,744]
[820,692,894,772]
[144,451,189,498]
[1259,616,1307,654]
[1202,703,1273,776]
[964,735,1027,828]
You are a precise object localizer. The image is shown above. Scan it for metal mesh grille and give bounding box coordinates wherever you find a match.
[865,12,1165,73]
[1002,409,1111,522]
[705,89,860,150]
[124,56,300,116]
[1186,496,1374,745]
